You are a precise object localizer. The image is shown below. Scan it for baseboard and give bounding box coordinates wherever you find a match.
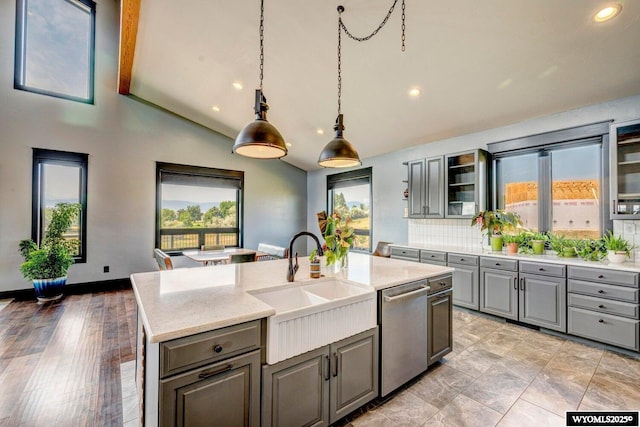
[0,278,132,301]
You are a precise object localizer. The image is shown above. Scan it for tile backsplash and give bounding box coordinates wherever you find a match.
[409,219,640,262]
[408,218,487,251]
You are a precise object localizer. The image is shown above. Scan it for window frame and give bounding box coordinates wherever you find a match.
[14,0,97,104]
[326,167,373,252]
[488,121,612,235]
[32,148,89,263]
[155,162,244,255]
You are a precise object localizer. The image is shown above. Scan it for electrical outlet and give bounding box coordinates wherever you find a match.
[103,266,110,273]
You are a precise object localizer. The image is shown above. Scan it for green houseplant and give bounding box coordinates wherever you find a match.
[471,210,522,252]
[321,212,355,269]
[548,234,579,257]
[602,231,634,263]
[18,203,81,302]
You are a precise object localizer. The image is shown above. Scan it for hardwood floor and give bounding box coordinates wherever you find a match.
[0,286,137,426]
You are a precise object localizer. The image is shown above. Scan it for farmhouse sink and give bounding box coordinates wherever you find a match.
[250,279,377,364]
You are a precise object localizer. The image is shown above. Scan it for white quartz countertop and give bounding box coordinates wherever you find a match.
[389,243,640,272]
[130,252,453,343]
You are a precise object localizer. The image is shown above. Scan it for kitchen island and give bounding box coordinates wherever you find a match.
[131,252,453,426]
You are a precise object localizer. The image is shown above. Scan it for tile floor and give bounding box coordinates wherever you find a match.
[343,308,640,427]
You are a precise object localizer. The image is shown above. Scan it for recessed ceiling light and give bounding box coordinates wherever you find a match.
[232,82,243,90]
[593,4,621,22]
[211,106,221,112]
[408,87,421,98]
[316,128,325,135]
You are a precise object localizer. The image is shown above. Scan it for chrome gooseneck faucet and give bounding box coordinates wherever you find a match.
[287,231,324,282]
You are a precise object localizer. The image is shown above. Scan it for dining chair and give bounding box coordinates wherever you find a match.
[154,248,174,270]
[201,244,225,251]
[229,252,256,264]
[256,243,288,261]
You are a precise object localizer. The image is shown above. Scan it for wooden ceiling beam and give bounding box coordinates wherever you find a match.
[118,0,141,95]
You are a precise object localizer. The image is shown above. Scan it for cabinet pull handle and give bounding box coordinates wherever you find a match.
[332,353,339,377]
[598,319,604,323]
[598,275,604,279]
[598,290,605,294]
[520,278,524,291]
[539,268,545,271]
[198,364,233,379]
[612,200,616,216]
[598,304,605,309]
[324,355,331,381]
[495,262,501,266]
[213,344,223,353]
[460,258,465,262]
[513,277,517,290]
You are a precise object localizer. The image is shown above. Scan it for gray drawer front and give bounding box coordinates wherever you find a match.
[568,279,639,303]
[568,266,639,287]
[160,320,261,377]
[447,253,478,266]
[390,247,420,261]
[568,307,639,351]
[568,293,639,319]
[519,261,565,278]
[480,257,518,272]
[420,250,447,263]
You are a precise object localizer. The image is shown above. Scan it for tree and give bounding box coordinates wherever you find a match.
[161,208,176,226]
[203,206,221,225]
[186,205,202,222]
[178,210,193,227]
[219,201,235,218]
[333,192,348,216]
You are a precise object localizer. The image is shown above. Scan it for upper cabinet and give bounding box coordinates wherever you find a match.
[406,156,444,218]
[610,119,640,219]
[444,149,489,218]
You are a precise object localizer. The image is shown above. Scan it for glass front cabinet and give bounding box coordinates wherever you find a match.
[444,149,489,218]
[610,119,640,219]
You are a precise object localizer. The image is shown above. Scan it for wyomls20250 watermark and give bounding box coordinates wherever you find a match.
[566,411,639,427]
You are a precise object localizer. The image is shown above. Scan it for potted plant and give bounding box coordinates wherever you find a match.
[602,231,634,263]
[575,238,606,261]
[18,203,81,303]
[471,210,522,252]
[502,233,520,254]
[308,249,321,278]
[548,234,579,257]
[527,231,548,255]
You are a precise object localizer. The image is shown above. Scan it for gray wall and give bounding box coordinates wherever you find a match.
[307,95,640,252]
[0,0,307,292]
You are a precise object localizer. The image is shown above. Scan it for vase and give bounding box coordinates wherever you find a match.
[490,235,503,252]
[32,276,66,303]
[531,240,544,255]
[332,254,348,273]
[310,260,321,278]
[607,250,627,263]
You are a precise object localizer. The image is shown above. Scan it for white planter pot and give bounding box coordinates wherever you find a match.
[607,250,627,264]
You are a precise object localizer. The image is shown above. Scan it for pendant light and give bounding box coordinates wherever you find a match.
[318,6,361,168]
[233,0,287,159]
[318,1,406,168]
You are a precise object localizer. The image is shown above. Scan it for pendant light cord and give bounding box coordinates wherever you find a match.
[339,0,406,51]
[336,0,406,116]
[259,0,265,91]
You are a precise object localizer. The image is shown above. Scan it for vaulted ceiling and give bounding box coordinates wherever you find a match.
[119,0,640,171]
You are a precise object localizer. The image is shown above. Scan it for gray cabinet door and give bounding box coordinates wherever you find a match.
[408,159,426,218]
[425,156,444,217]
[428,292,453,365]
[519,274,567,332]
[480,268,518,320]
[160,350,261,427]
[451,264,479,310]
[329,328,379,424]
[262,346,330,427]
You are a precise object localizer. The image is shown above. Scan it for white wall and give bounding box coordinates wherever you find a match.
[0,0,307,292]
[307,95,640,253]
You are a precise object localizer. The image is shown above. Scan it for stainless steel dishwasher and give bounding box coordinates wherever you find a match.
[379,279,429,396]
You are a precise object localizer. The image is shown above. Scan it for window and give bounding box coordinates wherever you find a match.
[489,122,611,239]
[32,149,88,262]
[327,167,372,252]
[15,0,96,103]
[156,163,244,253]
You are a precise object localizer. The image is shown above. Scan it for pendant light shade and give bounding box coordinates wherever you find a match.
[233,90,287,159]
[318,114,361,168]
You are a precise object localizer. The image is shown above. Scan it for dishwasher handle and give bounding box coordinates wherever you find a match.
[383,285,430,303]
